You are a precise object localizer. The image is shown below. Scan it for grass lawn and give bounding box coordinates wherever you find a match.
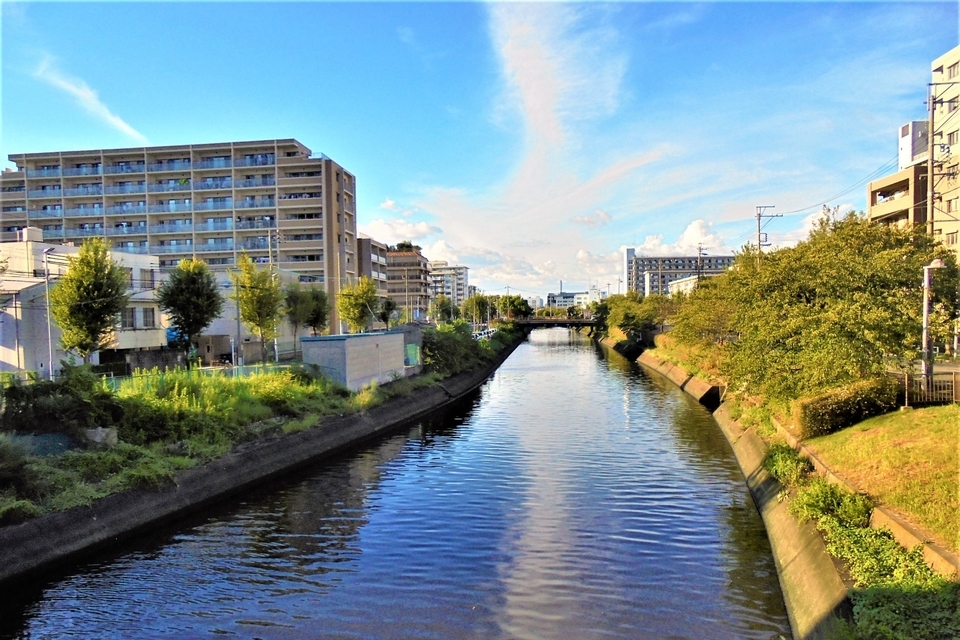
[805,404,959,554]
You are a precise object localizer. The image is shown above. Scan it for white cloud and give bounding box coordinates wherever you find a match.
[397,26,415,46]
[573,209,612,227]
[634,220,731,256]
[379,198,398,211]
[359,218,440,245]
[34,55,147,143]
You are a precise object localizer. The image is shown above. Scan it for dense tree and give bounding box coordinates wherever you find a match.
[376,298,398,327]
[48,238,129,364]
[157,258,224,363]
[497,294,532,319]
[230,254,284,363]
[305,288,330,336]
[461,294,490,325]
[671,214,959,399]
[337,277,378,333]
[431,294,456,323]
[391,240,421,252]
[284,284,311,358]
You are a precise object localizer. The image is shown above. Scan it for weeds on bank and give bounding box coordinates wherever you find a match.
[761,443,957,640]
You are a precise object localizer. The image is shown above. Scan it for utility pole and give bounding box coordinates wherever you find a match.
[755,205,781,268]
[928,82,937,236]
[696,243,705,282]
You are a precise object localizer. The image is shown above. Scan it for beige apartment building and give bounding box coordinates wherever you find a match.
[386,247,430,321]
[931,46,960,258]
[0,139,357,329]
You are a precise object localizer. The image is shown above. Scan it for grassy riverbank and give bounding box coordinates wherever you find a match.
[0,321,524,527]
[805,405,959,555]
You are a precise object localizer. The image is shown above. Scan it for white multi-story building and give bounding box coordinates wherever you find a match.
[428,261,469,308]
[0,228,166,376]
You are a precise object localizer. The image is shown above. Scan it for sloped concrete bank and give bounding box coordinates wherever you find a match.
[635,351,848,640]
[0,339,524,586]
[597,335,645,361]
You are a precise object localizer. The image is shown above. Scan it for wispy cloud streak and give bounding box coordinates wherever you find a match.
[34,55,147,143]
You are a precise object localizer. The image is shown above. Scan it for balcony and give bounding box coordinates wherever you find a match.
[28,209,64,219]
[113,245,150,255]
[62,166,102,177]
[63,207,103,218]
[234,156,275,168]
[28,189,62,199]
[194,220,234,233]
[235,177,276,188]
[105,204,146,216]
[63,186,103,197]
[147,161,191,172]
[105,225,148,236]
[194,159,232,170]
[26,168,61,178]
[196,241,234,252]
[151,244,196,254]
[64,227,106,238]
[195,180,233,190]
[149,203,193,213]
[103,164,145,175]
[148,182,192,193]
[236,219,276,230]
[239,239,270,251]
[104,184,146,195]
[236,199,275,209]
[194,200,233,211]
[42,229,65,239]
[150,223,193,234]
[2,206,26,213]
[1,187,26,194]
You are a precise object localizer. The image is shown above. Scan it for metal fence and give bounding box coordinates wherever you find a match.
[887,371,960,406]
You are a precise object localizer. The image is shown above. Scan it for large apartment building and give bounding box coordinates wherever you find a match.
[867,121,928,228]
[931,46,960,259]
[624,250,736,296]
[0,139,358,328]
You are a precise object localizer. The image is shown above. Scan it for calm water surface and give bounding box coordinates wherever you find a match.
[1,329,790,639]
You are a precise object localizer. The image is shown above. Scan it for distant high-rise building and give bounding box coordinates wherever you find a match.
[0,139,357,330]
[358,235,389,301]
[623,250,735,296]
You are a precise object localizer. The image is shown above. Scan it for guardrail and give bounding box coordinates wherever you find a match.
[887,371,959,406]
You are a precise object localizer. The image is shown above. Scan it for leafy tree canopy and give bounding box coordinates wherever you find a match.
[376,297,398,327]
[230,253,284,362]
[157,258,223,348]
[337,277,378,333]
[48,238,129,362]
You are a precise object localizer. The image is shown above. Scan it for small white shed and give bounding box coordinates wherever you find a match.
[301,331,405,391]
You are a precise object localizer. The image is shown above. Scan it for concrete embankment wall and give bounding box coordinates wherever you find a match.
[633,350,848,640]
[0,339,524,586]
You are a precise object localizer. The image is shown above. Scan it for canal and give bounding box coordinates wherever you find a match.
[0,329,790,639]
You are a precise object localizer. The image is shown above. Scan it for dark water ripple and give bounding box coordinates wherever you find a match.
[1,329,790,640]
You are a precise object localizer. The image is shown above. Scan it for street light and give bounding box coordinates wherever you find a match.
[921,258,946,387]
[42,248,55,380]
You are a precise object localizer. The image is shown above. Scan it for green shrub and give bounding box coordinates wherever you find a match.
[422,321,492,377]
[763,443,813,487]
[792,377,897,439]
[790,478,873,528]
[0,497,41,525]
[848,581,960,640]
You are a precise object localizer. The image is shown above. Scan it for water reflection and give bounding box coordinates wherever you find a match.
[1,329,789,640]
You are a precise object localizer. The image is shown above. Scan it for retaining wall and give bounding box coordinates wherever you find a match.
[635,351,848,640]
[0,339,524,586]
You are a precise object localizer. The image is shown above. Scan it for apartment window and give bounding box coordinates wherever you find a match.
[950,98,960,113]
[947,232,958,246]
[140,268,154,289]
[948,131,959,146]
[121,307,136,330]
[950,63,959,79]
[949,199,959,213]
[142,308,156,328]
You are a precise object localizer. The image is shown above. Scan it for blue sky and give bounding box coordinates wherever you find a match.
[2,2,957,297]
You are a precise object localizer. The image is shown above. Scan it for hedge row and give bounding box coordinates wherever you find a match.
[791,377,897,439]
